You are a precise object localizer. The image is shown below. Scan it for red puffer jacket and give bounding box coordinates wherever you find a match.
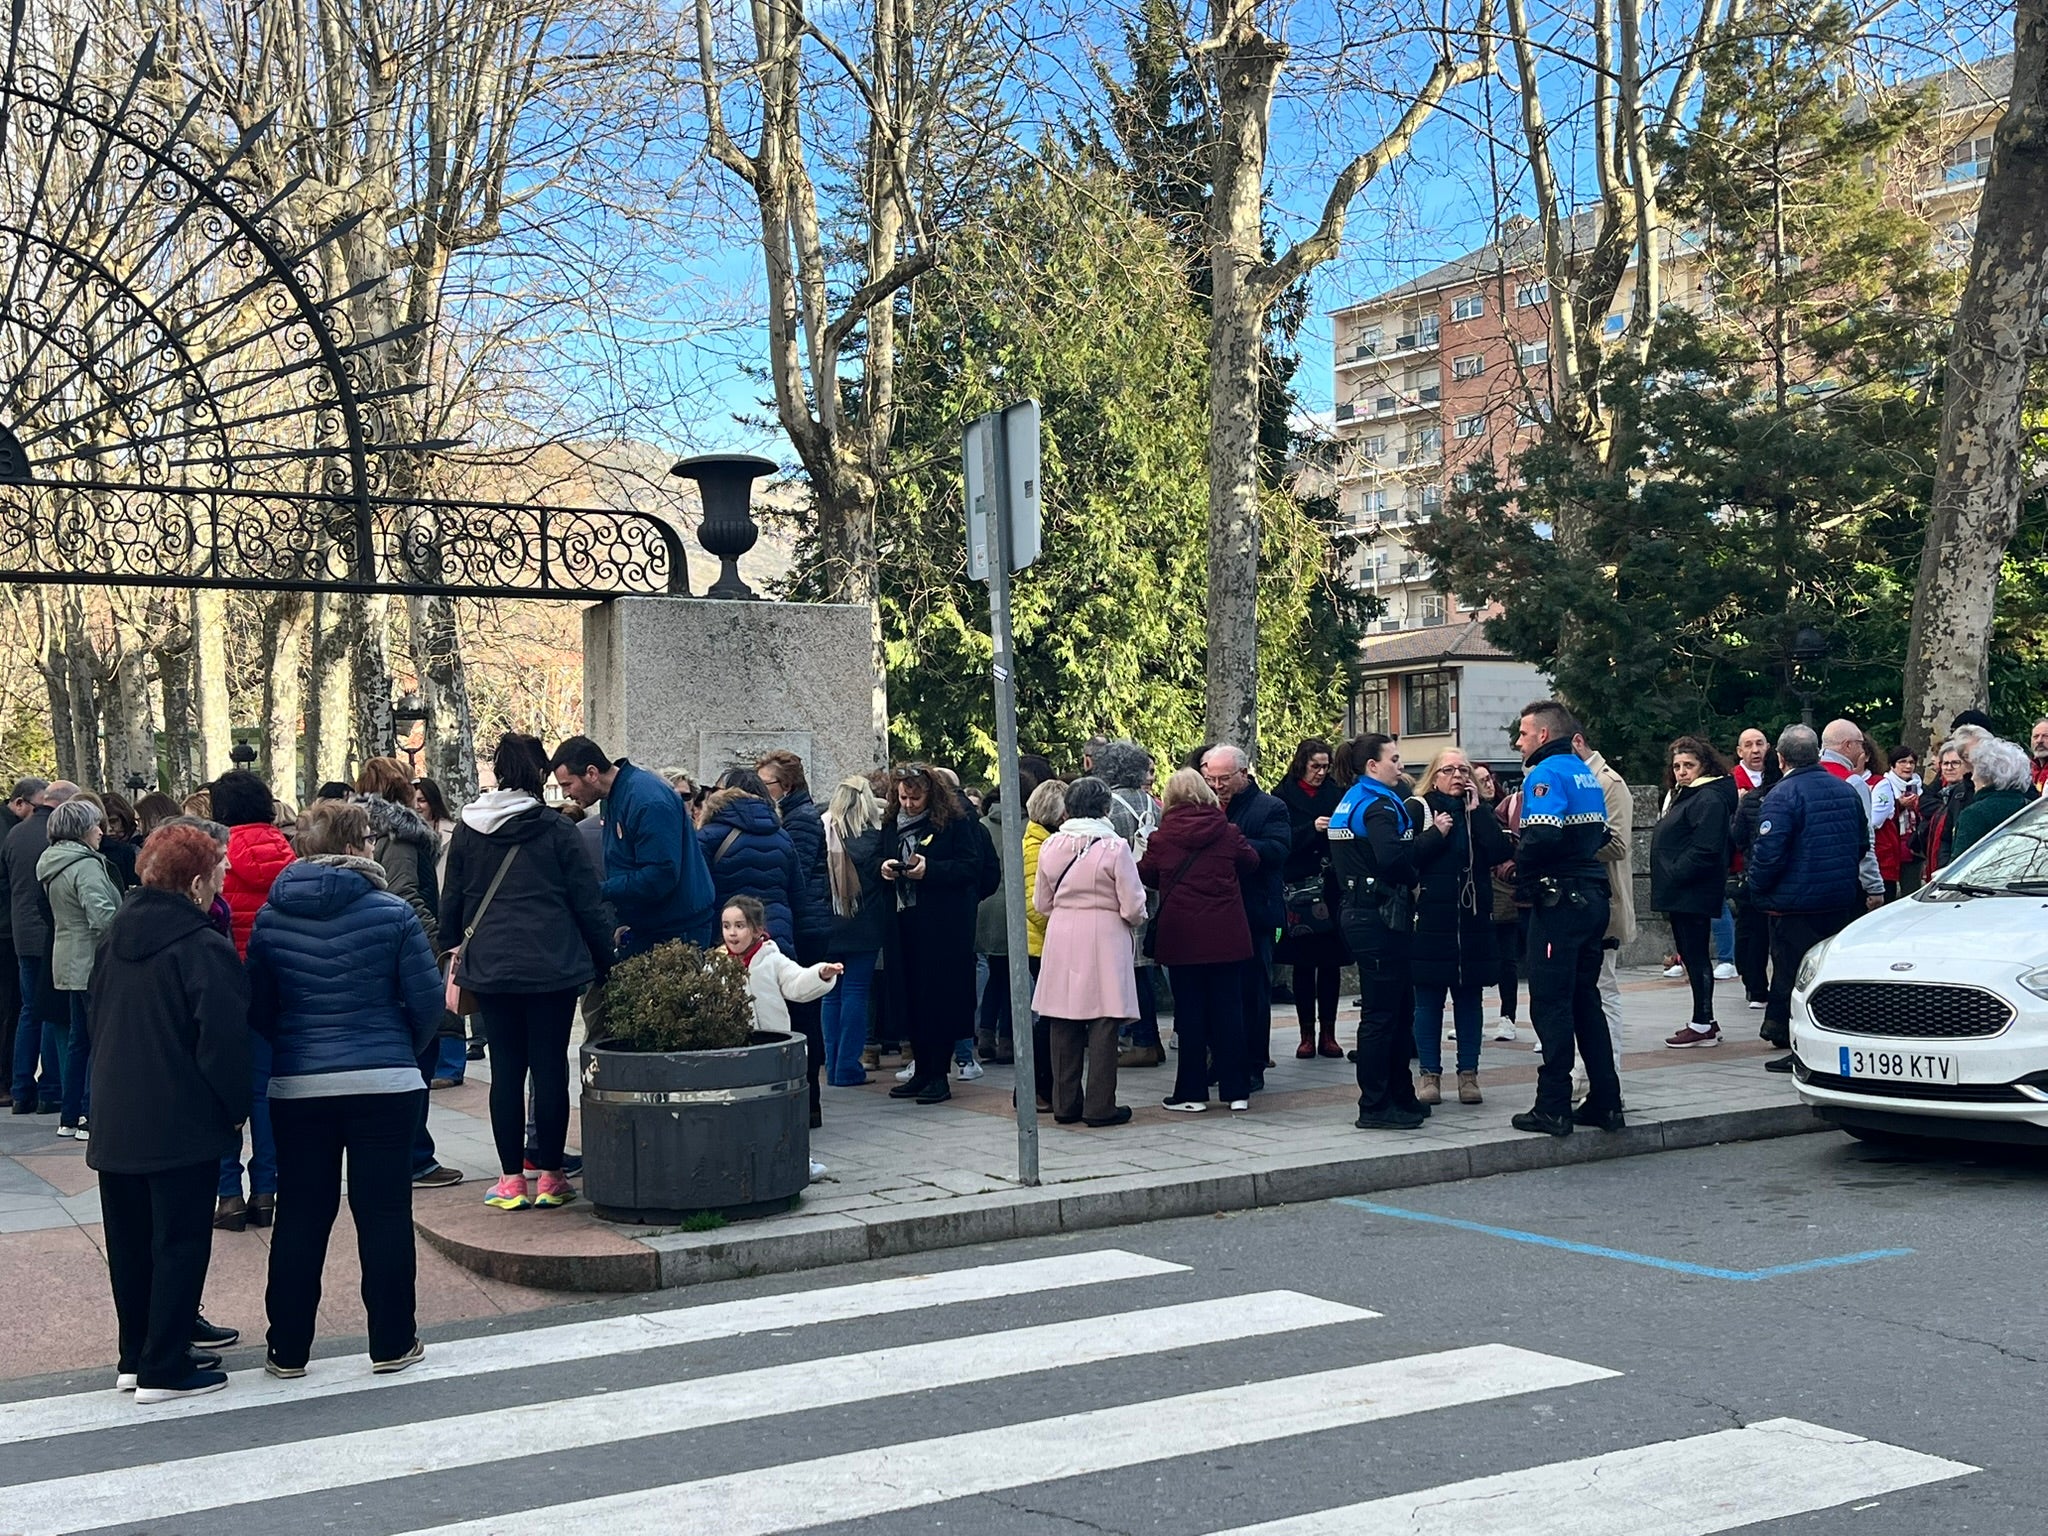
[1136,803,1259,967]
[224,822,296,959]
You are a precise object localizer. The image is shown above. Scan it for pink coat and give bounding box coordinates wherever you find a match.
[1031,831,1147,1022]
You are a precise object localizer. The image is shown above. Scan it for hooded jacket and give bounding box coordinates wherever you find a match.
[442,790,614,994]
[246,856,445,1090]
[1136,802,1259,966]
[86,888,251,1175]
[698,789,804,946]
[37,839,122,993]
[358,794,441,949]
[1650,775,1734,918]
[775,787,833,948]
[223,821,296,959]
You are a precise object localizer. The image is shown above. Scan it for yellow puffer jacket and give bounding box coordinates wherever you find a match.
[1022,819,1052,958]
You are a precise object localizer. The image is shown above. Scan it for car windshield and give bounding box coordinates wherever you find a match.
[1926,800,2048,896]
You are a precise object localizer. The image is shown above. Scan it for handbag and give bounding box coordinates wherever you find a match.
[445,845,519,1015]
[1282,872,1335,940]
[1141,845,1203,961]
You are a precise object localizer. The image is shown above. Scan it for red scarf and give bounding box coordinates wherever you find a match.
[725,936,767,968]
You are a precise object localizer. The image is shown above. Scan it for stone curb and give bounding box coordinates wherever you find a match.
[415,1211,661,1294]
[629,1102,1825,1292]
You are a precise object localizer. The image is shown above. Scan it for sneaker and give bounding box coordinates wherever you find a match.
[264,1355,307,1380]
[1713,962,1738,980]
[1228,1099,1250,1113]
[895,1063,916,1082]
[56,1124,73,1138]
[808,1159,829,1181]
[1161,1098,1207,1113]
[412,1165,464,1189]
[485,1175,532,1211]
[73,1120,88,1142]
[533,1172,577,1208]
[135,1369,228,1403]
[1493,1018,1518,1042]
[190,1316,239,1350]
[1665,1022,1722,1048]
[1747,999,1766,1010]
[118,1350,221,1392]
[957,1059,985,1082]
[1167,1033,1179,1052]
[1661,964,1686,979]
[372,1339,425,1375]
[522,1153,584,1178]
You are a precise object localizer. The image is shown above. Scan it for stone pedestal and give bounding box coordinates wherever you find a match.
[584,597,887,791]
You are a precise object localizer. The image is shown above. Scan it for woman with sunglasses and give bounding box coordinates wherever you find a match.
[1408,747,1511,1105]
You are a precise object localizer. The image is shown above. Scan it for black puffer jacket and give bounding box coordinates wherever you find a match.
[4,805,54,956]
[1650,777,1734,917]
[359,794,442,949]
[1410,789,1512,990]
[777,788,833,949]
[442,792,614,994]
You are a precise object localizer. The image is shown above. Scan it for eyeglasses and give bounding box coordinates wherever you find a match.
[1435,766,1470,777]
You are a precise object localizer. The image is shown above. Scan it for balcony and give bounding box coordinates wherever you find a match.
[1396,447,1443,469]
[1337,331,1439,370]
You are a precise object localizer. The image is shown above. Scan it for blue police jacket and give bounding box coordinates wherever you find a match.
[1515,738,1608,895]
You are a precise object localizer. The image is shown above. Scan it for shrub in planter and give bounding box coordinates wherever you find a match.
[581,941,809,1224]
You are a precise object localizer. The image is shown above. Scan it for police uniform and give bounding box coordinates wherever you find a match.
[1329,775,1428,1123]
[1516,739,1622,1123]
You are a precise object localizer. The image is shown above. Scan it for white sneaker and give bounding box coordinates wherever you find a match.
[1747,999,1766,1010]
[956,1059,985,1081]
[1713,962,1738,980]
[56,1125,73,1139]
[1493,1017,1518,1042]
[1167,1033,1179,1052]
[73,1123,87,1141]
[808,1159,829,1181]
[1661,964,1686,979]
[895,1063,916,1082]
[115,1372,136,1392]
[1442,1022,1458,1043]
[1229,1099,1251,1112]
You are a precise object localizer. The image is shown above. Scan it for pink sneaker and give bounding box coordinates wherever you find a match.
[483,1174,531,1211]
[533,1171,578,1208]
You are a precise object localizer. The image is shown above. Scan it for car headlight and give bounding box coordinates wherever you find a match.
[2019,967,2048,1002]
[1794,938,1835,994]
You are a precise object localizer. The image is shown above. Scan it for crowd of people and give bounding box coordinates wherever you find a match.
[8,696,2043,1404]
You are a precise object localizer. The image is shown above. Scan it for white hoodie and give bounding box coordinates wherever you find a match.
[734,938,838,1033]
[461,788,541,835]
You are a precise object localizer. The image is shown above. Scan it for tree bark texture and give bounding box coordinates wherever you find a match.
[406,592,478,801]
[262,592,312,800]
[308,591,354,797]
[1902,0,2048,751]
[191,590,232,784]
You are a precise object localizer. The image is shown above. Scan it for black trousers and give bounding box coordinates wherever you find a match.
[267,1090,421,1367]
[1734,895,1771,1004]
[101,1159,217,1386]
[1348,924,1421,1117]
[1290,957,1342,1033]
[1765,906,1860,1037]
[479,989,576,1175]
[1529,885,1619,1119]
[1168,961,1245,1104]
[899,919,973,1089]
[1238,929,1274,1083]
[1492,917,1523,1020]
[790,933,827,1117]
[1668,912,1716,1025]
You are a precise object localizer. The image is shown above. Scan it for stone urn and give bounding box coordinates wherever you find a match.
[671,452,778,600]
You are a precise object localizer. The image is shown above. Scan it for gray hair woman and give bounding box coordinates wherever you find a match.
[36,796,121,1137]
[1952,738,2035,856]
[1089,740,1164,1063]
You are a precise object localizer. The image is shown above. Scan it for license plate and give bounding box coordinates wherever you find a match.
[1837,1046,1960,1084]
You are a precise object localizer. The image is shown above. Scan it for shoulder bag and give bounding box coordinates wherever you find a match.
[445,845,519,1015]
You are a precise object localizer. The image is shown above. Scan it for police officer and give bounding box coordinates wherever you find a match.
[1329,734,1431,1130]
[1509,700,1625,1136]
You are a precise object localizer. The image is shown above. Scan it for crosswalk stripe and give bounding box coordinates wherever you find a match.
[0,1247,1183,1447]
[1212,1416,1978,1534]
[1,1290,1375,1535]
[401,1343,1620,1536]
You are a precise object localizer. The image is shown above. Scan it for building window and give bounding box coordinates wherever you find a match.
[1360,488,1389,517]
[1452,353,1485,380]
[1603,312,1626,337]
[1455,413,1487,440]
[1515,398,1554,427]
[1419,482,1443,511]
[1396,314,1440,348]
[1517,339,1550,366]
[1417,593,1447,627]
[1415,426,1442,452]
[1514,280,1549,308]
[1944,135,1996,183]
[1452,294,1484,322]
[1358,677,1392,733]
[1351,327,1383,359]
[1404,669,1454,732]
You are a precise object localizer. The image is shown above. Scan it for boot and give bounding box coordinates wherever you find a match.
[1457,1070,1482,1105]
[213,1196,248,1233]
[1318,1026,1344,1058]
[248,1193,277,1228]
[1417,1072,1442,1106]
[1296,1025,1316,1060]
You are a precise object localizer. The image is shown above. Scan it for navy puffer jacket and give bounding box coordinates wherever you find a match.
[698,789,803,946]
[777,788,833,948]
[1745,765,1869,914]
[246,856,445,1080]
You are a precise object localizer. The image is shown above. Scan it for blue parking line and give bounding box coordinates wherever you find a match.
[1334,1198,1912,1282]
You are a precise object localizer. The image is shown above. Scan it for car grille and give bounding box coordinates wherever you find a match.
[1798,1068,2029,1104]
[1805,981,2014,1039]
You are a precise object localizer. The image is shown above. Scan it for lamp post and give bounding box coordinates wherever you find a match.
[123,771,150,797]
[1788,624,1828,728]
[391,692,430,773]
[229,740,257,770]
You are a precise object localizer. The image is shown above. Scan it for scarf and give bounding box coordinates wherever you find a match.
[825,818,862,920]
[892,811,931,911]
[1055,816,1119,843]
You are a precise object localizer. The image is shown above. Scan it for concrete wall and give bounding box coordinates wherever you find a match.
[584,597,888,792]
[1458,659,1547,766]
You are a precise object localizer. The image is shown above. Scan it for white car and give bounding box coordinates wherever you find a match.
[1790,794,2048,1145]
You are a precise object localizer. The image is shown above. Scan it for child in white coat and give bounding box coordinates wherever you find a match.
[722,898,840,1183]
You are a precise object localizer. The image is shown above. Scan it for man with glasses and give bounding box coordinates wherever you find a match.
[1199,746,1291,1094]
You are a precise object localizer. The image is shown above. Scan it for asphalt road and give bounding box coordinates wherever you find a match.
[1,1128,2038,1535]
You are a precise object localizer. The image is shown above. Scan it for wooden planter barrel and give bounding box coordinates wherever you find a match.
[579,1032,809,1224]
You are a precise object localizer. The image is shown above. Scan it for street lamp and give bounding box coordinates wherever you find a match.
[391,692,431,772]
[1788,624,1828,728]
[229,740,257,770]
[123,771,150,796]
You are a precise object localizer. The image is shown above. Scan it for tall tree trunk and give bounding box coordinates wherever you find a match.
[156,625,196,796]
[262,592,312,799]
[39,593,79,786]
[1901,0,2048,751]
[353,593,394,767]
[405,592,477,800]
[102,644,156,793]
[191,590,233,783]
[60,593,102,790]
[308,592,354,798]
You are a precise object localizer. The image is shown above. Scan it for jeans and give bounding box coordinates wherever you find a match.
[432,1034,468,1083]
[218,1033,277,1199]
[100,1160,218,1387]
[57,990,90,1126]
[822,951,878,1085]
[1413,981,1484,1074]
[975,954,1014,1043]
[1669,912,1716,1025]
[267,1090,421,1367]
[791,933,827,1118]
[1528,884,1619,1119]
[1711,900,1735,966]
[11,954,53,1106]
[478,989,576,1175]
[1167,962,1245,1104]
